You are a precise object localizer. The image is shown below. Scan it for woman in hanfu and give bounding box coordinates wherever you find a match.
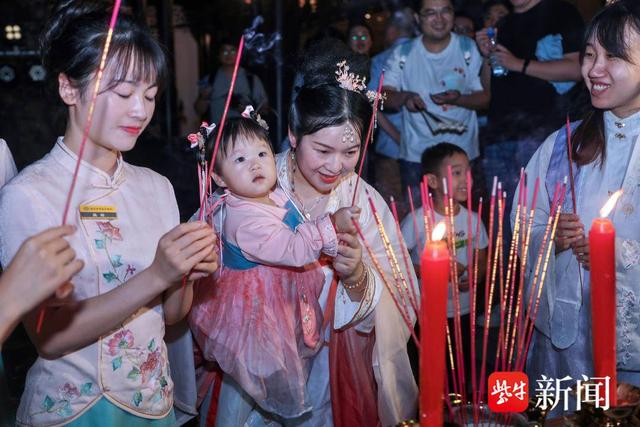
[516,0,640,415]
[196,40,419,427]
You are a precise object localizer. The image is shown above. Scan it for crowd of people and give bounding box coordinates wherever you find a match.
[2,0,640,425]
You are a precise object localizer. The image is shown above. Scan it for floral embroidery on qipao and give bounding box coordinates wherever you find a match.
[106,329,170,407]
[93,221,136,284]
[41,382,94,417]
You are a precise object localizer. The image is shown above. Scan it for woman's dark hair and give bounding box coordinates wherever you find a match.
[289,38,372,144]
[213,117,272,174]
[41,0,168,98]
[573,0,640,166]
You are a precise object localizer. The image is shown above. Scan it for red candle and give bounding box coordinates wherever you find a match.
[420,222,450,426]
[589,191,622,407]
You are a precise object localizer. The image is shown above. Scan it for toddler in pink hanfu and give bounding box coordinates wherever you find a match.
[189,109,359,418]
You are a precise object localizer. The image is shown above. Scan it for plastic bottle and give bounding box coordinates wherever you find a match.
[487,28,508,77]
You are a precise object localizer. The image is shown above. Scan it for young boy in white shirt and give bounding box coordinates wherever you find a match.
[401,142,488,391]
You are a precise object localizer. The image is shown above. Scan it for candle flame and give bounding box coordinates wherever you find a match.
[600,190,623,218]
[432,221,446,241]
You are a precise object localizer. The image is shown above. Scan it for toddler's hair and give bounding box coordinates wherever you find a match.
[213,117,272,174]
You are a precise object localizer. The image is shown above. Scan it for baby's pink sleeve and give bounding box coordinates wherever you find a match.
[234,213,338,267]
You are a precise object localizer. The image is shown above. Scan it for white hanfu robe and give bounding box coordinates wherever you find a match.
[516,111,640,415]
[201,151,419,427]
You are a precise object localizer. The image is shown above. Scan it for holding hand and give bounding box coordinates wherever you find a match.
[1,225,84,318]
[475,28,493,58]
[430,90,461,106]
[555,213,585,253]
[333,232,363,283]
[571,237,591,271]
[149,222,218,286]
[493,44,524,72]
[331,207,361,234]
[404,92,426,112]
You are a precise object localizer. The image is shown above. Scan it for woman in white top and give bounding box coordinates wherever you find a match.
[0,1,217,425]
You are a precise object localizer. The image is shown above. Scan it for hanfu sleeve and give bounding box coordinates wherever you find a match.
[345,177,419,423]
[512,130,581,346]
[234,211,338,267]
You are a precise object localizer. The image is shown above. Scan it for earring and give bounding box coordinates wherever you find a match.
[290,149,296,193]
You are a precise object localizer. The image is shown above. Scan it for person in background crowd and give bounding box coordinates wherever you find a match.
[454,12,476,39]
[482,0,511,29]
[194,38,269,124]
[476,0,584,254]
[368,7,416,214]
[383,0,490,198]
[347,23,373,57]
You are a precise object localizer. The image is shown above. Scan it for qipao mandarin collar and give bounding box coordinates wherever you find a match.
[52,137,125,189]
[604,110,640,143]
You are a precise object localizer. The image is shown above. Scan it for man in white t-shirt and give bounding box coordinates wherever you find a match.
[383,0,490,194]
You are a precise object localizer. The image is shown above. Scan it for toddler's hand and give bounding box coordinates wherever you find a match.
[331,207,361,234]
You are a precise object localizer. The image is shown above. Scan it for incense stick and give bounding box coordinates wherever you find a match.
[444,171,466,403]
[408,185,421,249]
[351,218,420,349]
[390,196,420,316]
[199,36,245,221]
[365,191,418,317]
[470,196,482,425]
[476,177,497,404]
[479,181,501,403]
[507,178,539,370]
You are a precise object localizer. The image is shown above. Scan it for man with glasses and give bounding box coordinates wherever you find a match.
[383,0,490,195]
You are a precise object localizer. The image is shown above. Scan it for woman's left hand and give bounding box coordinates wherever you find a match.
[333,232,363,281]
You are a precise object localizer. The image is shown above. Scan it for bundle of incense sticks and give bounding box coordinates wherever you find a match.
[365,190,419,316]
[366,170,566,426]
[351,217,420,349]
